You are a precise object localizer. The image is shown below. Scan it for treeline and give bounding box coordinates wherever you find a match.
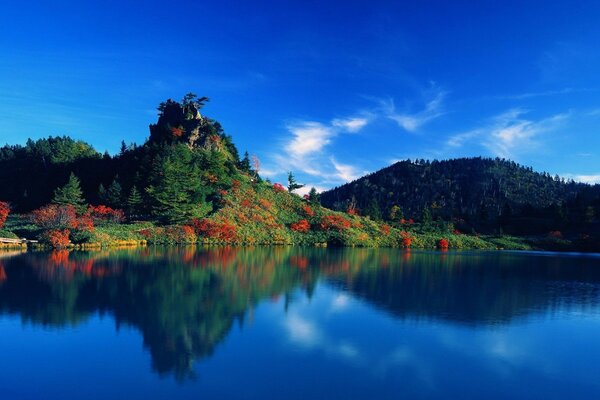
[0,94,255,223]
[320,158,600,235]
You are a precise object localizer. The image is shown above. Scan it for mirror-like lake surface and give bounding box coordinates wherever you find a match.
[1,247,600,399]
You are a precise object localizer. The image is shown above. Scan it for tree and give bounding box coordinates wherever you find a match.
[364,198,382,220]
[52,173,85,209]
[126,186,143,220]
[307,187,320,204]
[239,151,251,172]
[107,177,123,208]
[98,184,107,204]
[146,144,211,224]
[287,172,304,193]
[422,206,433,226]
[389,205,404,222]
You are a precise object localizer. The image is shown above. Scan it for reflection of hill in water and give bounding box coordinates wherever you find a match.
[1,248,600,379]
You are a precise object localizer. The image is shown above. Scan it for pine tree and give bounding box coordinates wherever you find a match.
[98,183,108,204]
[422,206,433,226]
[239,151,251,172]
[146,144,211,224]
[307,187,320,204]
[364,198,382,220]
[52,173,85,209]
[126,185,143,220]
[287,171,304,193]
[107,177,123,208]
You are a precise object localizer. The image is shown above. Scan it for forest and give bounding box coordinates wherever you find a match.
[0,94,599,252]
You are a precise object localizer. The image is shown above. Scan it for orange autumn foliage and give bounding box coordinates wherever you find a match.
[301,204,315,217]
[0,201,9,228]
[290,219,310,233]
[43,229,71,248]
[319,215,351,231]
[438,238,449,249]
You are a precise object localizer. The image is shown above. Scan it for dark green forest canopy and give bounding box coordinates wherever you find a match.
[0,94,252,221]
[0,94,599,235]
[321,158,600,234]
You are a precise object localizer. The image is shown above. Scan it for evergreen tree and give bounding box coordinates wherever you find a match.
[307,187,320,204]
[126,185,143,220]
[287,172,304,193]
[52,173,85,209]
[365,198,382,220]
[107,177,123,208]
[146,144,211,224]
[98,183,108,204]
[422,206,433,226]
[239,151,251,172]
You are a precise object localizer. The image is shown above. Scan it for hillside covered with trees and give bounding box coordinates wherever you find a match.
[321,158,600,236]
[1,94,599,252]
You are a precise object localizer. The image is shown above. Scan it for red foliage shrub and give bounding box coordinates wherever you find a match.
[259,199,272,210]
[241,199,251,208]
[380,224,391,235]
[302,204,315,217]
[31,204,78,229]
[231,179,241,190]
[273,183,286,192]
[43,229,71,248]
[171,127,184,137]
[165,225,197,243]
[402,237,412,248]
[0,201,9,228]
[438,238,449,249]
[191,219,237,242]
[453,229,462,235]
[290,219,310,233]
[205,173,219,184]
[548,230,563,239]
[319,215,351,231]
[408,219,415,225]
[347,206,359,216]
[89,205,125,224]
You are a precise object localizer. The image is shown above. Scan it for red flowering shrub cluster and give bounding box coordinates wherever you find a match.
[290,219,310,233]
[380,224,391,235]
[400,218,415,225]
[347,206,359,216]
[400,231,412,248]
[453,229,462,235]
[191,218,237,241]
[438,238,449,249]
[319,215,351,231]
[171,126,184,137]
[165,225,197,243]
[42,229,71,248]
[273,183,286,192]
[89,205,125,224]
[31,204,79,229]
[301,204,315,217]
[548,230,563,239]
[259,199,272,210]
[0,201,9,228]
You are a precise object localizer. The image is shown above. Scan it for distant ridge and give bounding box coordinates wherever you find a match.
[321,157,600,233]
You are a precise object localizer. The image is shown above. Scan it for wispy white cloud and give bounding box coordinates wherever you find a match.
[330,157,363,182]
[268,112,370,188]
[331,117,369,132]
[446,109,569,159]
[383,90,445,132]
[561,174,600,185]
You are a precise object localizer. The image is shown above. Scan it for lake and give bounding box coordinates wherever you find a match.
[1,247,600,399]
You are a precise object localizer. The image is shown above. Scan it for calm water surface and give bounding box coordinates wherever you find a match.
[1,247,600,399]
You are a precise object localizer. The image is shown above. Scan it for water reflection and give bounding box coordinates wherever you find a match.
[1,247,600,381]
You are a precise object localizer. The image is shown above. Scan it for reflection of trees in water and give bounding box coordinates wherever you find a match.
[1,248,600,379]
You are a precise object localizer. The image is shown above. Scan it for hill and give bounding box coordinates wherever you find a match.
[320,158,600,235]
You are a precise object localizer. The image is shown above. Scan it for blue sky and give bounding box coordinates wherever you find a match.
[1,0,600,191]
